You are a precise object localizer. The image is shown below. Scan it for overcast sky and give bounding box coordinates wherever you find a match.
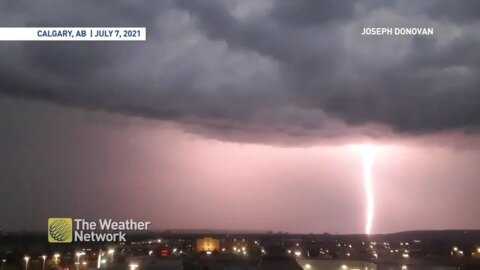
[1,0,480,233]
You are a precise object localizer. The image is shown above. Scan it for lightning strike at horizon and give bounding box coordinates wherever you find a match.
[349,144,379,235]
[363,147,377,235]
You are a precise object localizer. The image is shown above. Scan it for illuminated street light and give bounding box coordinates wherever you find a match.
[24,256,30,270]
[53,254,60,264]
[41,255,47,270]
[129,263,138,270]
[107,249,115,263]
[76,252,85,270]
[76,252,86,258]
[1,259,6,270]
[97,251,103,269]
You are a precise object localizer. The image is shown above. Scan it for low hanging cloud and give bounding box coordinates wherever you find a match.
[1,0,479,145]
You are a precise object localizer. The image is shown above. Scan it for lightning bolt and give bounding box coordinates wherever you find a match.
[364,147,376,235]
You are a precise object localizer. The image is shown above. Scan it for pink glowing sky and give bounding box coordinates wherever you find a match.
[1,97,479,233]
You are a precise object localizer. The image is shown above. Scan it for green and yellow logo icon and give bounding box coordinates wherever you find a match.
[48,218,73,243]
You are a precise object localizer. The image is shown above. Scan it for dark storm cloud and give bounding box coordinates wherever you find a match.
[425,0,480,24]
[1,0,479,144]
[270,0,357,25]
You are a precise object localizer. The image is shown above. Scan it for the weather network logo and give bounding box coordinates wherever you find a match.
[48,218,73,243]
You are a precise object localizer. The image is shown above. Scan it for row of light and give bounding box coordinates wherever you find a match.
[21,248,117,269]
[19,254,60,270]
[451,246,480,257]
[22,254,60,262]
[232,246,248,256]
[133,239,162,245]
[302,263,403,270]
[286,249,303,257]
